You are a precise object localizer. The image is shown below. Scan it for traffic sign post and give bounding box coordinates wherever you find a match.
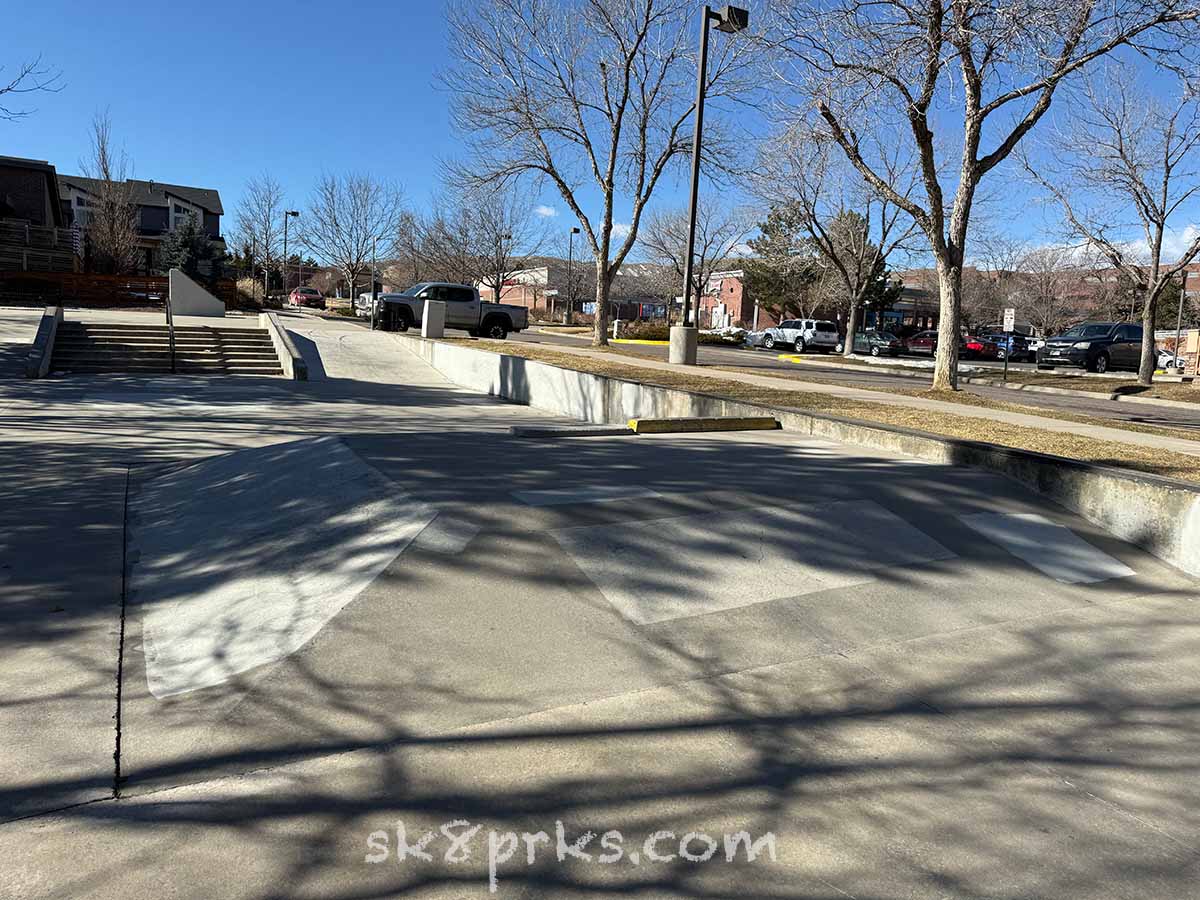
[1002,307,1015,383]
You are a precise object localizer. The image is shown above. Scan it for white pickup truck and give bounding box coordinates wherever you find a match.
[375,282,528,340]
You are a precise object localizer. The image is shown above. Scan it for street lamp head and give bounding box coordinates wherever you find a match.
[287,210,300,217]
[714,4,749,33]
[570,226,581,234]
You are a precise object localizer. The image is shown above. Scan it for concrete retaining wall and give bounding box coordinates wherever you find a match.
[169,269,225,317]
[399,334,1200,576]
[259,312,307,380]
[24,305,62,378]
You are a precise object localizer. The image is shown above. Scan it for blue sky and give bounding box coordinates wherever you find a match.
[5,2,1197,267]
[5,1,460,219]
[3,0,699,253]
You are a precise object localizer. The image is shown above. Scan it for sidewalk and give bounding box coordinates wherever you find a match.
[512,339,1200,460]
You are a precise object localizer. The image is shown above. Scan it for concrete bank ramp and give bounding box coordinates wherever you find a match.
[129,436,434,698]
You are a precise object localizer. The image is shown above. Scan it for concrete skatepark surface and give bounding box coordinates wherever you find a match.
[1,314,1199,898]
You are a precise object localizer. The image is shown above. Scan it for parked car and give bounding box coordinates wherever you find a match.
[978,331,1032,362]
[760,319,840,352]
[846,329,903,357]
[904,329,939,355]
[1157,347,1185,369]
[354,293,381,319]
[378,282,529,339]
[962,335,1001,360]
[1037,321,1144,373]
[288,287,325,309]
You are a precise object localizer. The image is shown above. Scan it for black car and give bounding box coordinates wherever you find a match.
[849,329,903,357]
[1037,321,1144,373]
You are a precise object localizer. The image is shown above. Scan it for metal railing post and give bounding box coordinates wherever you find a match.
[165,286,176,374]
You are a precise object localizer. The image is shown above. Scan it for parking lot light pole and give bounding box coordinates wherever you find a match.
[675,4,748,364]
[567,226,580,323]
[1173,267,1189,374]
[371,236,379,331]
[282,210,299,297]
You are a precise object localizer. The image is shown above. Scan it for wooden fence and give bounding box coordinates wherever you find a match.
[0,217,79,273]
[0,271,237,308]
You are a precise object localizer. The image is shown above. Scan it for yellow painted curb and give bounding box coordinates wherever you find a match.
[627,416,781,434]
[612,339,671,346]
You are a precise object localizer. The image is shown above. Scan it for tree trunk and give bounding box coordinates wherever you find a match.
[1138,286,1157,386]
[843,298,861,358]
[592,260,610,347]
[932,261,963,391]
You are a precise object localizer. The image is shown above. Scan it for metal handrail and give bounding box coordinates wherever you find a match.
[165,290,176,374]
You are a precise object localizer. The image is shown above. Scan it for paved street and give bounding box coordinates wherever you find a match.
[3,315,1200,898]
[512,329,1200,432]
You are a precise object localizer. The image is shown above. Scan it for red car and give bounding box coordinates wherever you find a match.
[963,335,1001,360]
[288,287,325,309]
[904,330,1001,360]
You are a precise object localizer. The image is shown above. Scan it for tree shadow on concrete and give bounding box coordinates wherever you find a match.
[2,369,1200,897]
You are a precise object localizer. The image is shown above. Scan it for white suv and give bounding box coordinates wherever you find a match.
[761,319,840,353]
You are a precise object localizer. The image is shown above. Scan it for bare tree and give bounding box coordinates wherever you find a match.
[233,174,286,281]
[770,0,1200,389]
[302,173,404,301]
[639,203,753,325]
[0,55,62,121]
[419,185,548,299]
[1022,70,1200,384]
[443,0,751,347]
[1016,245,1081,338]
[753,129,918,354]
[80,112,139,275]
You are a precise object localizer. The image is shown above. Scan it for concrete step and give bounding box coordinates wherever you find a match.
[51,322,283,377]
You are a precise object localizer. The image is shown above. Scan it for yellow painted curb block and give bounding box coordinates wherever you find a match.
[612,339,671,346]
[627,416,781,434]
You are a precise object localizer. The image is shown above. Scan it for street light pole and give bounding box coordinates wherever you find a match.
[282,210,299,298]
[495,231,513,306]
[371,236,379,331]
[1174,267,1189,373]
[675,4,748,363]
[567,226,580,324]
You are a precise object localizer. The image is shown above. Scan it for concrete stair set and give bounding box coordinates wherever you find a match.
[51,321,283,376]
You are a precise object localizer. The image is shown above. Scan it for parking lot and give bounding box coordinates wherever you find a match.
[3,316,1199,898]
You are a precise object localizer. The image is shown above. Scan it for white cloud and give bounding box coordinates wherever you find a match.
[611,222,632,239]
[729,242,753,258]
[1162,224,1200,262]
[534,205,558,218]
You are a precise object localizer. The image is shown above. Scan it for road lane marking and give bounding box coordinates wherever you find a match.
[958,512,1135,584]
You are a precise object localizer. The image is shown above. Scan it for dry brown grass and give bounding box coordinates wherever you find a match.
[456,339,1200,483]
[713,367,1200,445]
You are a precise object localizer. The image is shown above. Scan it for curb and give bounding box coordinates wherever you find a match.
[397,333,1200,577]
[628,416,780,434]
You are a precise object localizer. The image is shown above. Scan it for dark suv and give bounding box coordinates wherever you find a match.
[1037,322,1143,373]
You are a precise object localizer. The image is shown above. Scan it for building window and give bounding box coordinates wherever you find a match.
[174,203,186,214]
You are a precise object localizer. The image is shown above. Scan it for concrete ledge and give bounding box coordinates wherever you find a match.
[24,305,62,378]
[629,416,780,434]
[259,312,308,380]
[397,333,1200,576]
